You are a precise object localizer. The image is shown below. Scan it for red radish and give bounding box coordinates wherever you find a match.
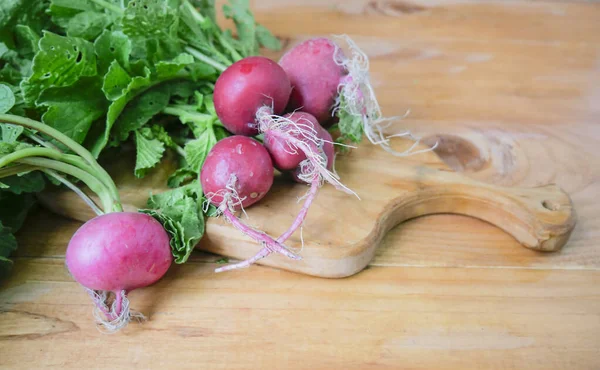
[66,212,172,332]
[264,111,334,172]
[279,35,437,156]
[279,38,344,125]
[200,135,300,272]
[214,56,291,136]
[217,112,351,273]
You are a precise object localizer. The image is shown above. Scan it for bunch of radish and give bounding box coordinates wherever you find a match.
[202,36,432,272]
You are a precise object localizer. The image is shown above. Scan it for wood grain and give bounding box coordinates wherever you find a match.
[2,0,600,368]
[37,140,578,277]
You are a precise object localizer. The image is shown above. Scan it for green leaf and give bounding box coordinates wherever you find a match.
[14,25,40,59]
[67,11,113,41]
[0,84,15,113]
[150,124,176,148]
[113,85,171,142]
[188,62,216,81]
[223,0,256,56]
[141,182,205,263]
[255,24,281,51]
[0,123,23,143]
[94,30,132,74]
[122,0,181,64]
[336,95,364,144]
[167,167,196,188]
[0,172,45,195]
[184,131,215,172]
[156,53,194,79]
[38,77,108,144]
[48,0,99,28]
[134,128,165,178]
[90,64,152,157]
[21,32,97,104]
[102,60,132,101]
[0,221,17,258]
[168,80,196,99]
[0,0,22,29]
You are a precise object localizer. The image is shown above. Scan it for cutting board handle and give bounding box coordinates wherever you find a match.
[385,170,576,252]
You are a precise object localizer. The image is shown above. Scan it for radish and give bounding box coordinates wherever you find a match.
[214,56,292,136]
[200,135,301,270]
[210,57,357,272]
[66,212,172,332]
[279,36,437,155]
[214,111,350,273]
[0,114,176,333]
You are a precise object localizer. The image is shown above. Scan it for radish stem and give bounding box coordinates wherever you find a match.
[44,170,104,216]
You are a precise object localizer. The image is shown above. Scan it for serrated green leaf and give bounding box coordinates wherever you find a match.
[156,53,194,79]
[256,24,281,51]
[102,60,132,101]
[0,0,22,29]
[90,65,152,157]
[67,11,113,41]
[167,167,196,188]
[38,77,108,144]
[113,85,171,142]
[141,181,205,263]
[336,95,364,144]
[188,61,216,81]
[14,25,40,59]
[0,123,23,143]
[21,32,97,104]
[184,132,215,172]
[48,0,99,28]
[0,172,45,195]
[168,80,196,99]
[223,0,256,56]
[0,84,15,113]
[122,0,181,64]
[134,128,165,178]
[94,30,132,74]
[0,221,17,258]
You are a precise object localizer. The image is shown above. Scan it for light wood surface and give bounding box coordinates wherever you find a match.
[39,141,578,277]
[2,0,600,369]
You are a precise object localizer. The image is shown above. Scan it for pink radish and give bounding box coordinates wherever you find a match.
[200,135,300,271]
[66,212,172,332]
[211,56,358,272]
[217,111,351,273]
[279,36,437,156]
[214,56,291,136]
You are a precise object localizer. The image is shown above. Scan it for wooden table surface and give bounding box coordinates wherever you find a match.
[2,0,600,369]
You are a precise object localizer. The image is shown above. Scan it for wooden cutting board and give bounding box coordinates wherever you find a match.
[37,139,577,278]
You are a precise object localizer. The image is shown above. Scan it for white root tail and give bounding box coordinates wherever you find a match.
[256,106,359,198]
[206,174,301,273]
[87,289,145,334]
[332,34,438,156]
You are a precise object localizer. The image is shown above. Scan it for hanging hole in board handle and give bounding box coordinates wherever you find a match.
[542,200,561,211]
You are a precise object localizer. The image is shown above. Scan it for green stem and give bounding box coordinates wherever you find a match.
[217,34,243,62]
[0,114,121,205]
[89,0,124,14]
[184,46,228,72]
[44,170,104,216]
[173,144,186,158]
[0,147,97,176]
[24,132,61,152]
[0,164,38,178]
[17,158,119,213]
[163,107,213,121]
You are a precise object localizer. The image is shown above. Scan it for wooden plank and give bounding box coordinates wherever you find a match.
[1,259,599,370]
